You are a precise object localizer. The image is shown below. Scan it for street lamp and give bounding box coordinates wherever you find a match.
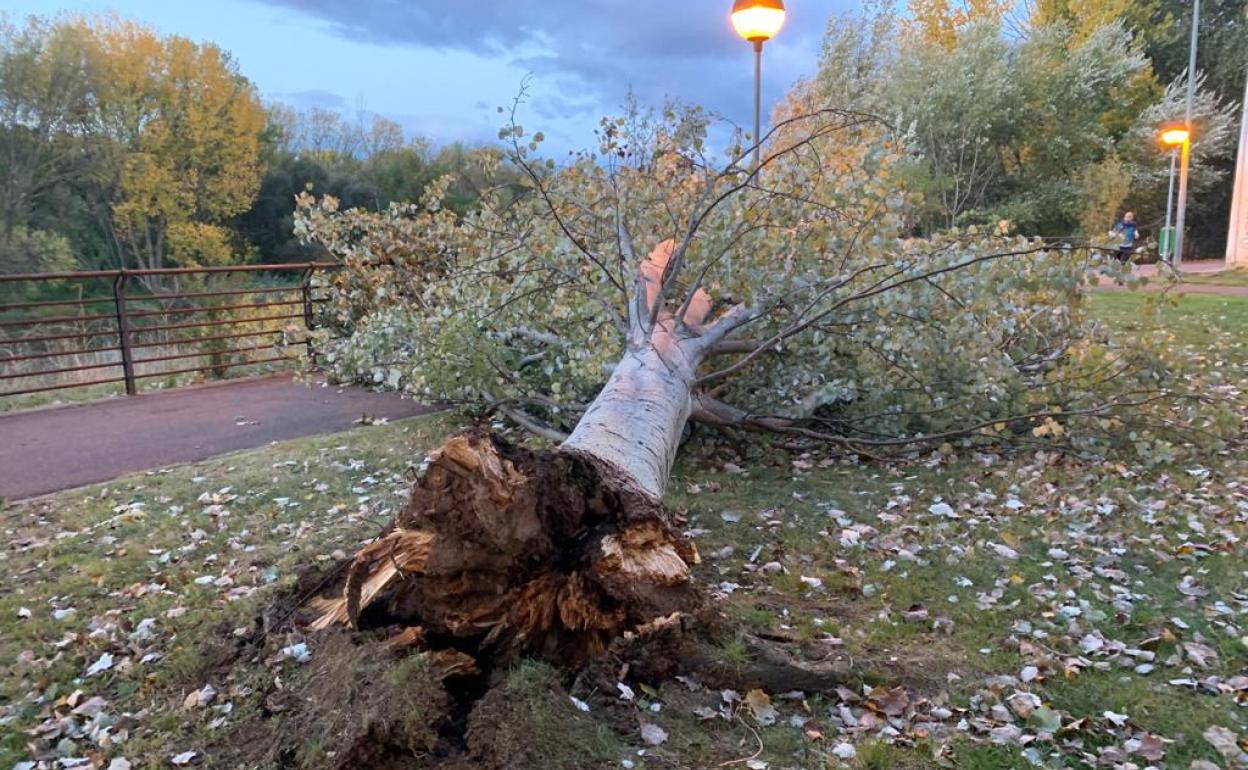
[731,0,786,168]
[1171,0,1201,266]
[1160,121,1192,266]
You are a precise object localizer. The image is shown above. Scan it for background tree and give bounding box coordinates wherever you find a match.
[814,4,1236,246]
[82,18,265,271]
[904,0,1009,48]
[235,105,512,264]
[1032,0,1248,255]
[0,16,99,270]
[1030,0,1169,45]
[0,13,496,277]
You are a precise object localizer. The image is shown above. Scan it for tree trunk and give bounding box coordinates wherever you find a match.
[304,325,709,667]
[561,325,700,500]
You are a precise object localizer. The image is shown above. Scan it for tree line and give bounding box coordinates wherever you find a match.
[0,14,507,277]
[3,2,1247,277]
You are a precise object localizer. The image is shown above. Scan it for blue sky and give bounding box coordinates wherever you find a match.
[5,0,853,152]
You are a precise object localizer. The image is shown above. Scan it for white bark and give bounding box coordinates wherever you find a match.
[561,320,703,500]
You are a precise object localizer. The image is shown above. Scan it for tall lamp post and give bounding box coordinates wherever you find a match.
[731,0,786,168]
[1160,123,1191,264]
[1162,149,1178,261]
[1172,0,1201,266]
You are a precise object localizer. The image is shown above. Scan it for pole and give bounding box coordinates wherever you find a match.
[301,268,317,366]
[1164,151,1177,261]
[1176,139,1192,267]
[1226,15,1248,267]
[752,39,762,169]
[112,274,136,396]
[1185,0,1200,121]
[1174,0,1200,266]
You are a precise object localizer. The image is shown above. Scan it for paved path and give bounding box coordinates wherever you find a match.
[0,375,436,501]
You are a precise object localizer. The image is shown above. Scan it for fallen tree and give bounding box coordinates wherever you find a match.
[289,90,1227,750]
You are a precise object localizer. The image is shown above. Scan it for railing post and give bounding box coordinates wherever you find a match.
[112,273,137,395]
[301,268,316,367]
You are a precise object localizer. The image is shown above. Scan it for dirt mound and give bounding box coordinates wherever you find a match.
[215,632,451,769]
[208,627,627,770]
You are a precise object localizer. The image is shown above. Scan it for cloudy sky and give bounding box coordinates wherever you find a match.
[8,0,854,151]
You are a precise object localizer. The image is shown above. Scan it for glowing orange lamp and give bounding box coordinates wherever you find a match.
[731,0,786,167]
[1160,125,1190,146]
[731,0,786,42]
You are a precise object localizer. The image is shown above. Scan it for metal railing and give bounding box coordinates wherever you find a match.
[0,262,340,400]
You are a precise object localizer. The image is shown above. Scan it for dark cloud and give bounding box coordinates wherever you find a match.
[246,0,847,131]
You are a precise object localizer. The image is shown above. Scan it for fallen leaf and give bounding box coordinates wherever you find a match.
[85,652,114,677]
[1103,710,1129,727]
[1204,725,1246,763]
[1031,706,1062,734]
[1007,691,1040,718]
[640,722,668,746]
[71,696,108,717]
[1134,733,1166,762]
[991,543,1019,560]
[745,689,778,726]
[867,685,910,717]
[1183,641,1218,668]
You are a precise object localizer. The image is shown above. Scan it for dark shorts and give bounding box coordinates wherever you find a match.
[1116,246,1135,262]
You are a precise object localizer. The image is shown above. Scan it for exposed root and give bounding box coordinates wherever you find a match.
[300,430,702,668]
[576,609,853,696]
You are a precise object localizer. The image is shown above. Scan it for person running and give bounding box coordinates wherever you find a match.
[1108,211,1138,262]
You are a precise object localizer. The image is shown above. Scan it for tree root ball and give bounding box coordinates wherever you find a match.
[299,429,704,668]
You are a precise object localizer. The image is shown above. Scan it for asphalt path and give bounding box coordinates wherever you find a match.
[0,374,435,501]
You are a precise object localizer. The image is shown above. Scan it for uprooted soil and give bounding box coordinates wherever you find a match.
[206,619,628,770]
[200,583,877,770]
[199,430,877,768]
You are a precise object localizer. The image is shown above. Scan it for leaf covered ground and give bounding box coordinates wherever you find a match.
[0,293,1245,770]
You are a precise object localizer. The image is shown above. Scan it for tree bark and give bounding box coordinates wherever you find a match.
[561,323,702,500]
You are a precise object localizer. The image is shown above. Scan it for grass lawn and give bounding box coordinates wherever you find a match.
[1090,292,1248,385]
[1,294,1245,770]
[1180,267,1248,288]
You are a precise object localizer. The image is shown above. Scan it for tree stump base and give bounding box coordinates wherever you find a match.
[299,430,703,668]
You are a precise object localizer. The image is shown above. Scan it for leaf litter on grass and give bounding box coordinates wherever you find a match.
[3,296,1248,770]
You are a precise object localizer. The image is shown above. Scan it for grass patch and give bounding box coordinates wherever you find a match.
[1179,266,1248,287]
[1090,291,1248,367]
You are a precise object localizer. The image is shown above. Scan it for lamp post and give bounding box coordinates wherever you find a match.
[1163,150,1178,261]
[1162,121,1193,267]
[1160,122,1192,265]
[1172,0,1200,266]
[731,0,786,168]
